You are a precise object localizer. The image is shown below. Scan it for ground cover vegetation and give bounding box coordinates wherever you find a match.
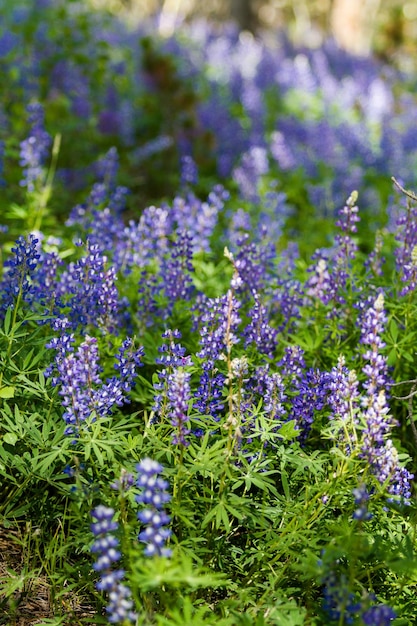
[2,1,417,624]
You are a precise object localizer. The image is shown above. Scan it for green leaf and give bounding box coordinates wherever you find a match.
[281,467,290,501]
[0,386,15,398]
[390,318,399,342]
[3,432,18,446]
[277,420,298,440]
[3,307,12,335]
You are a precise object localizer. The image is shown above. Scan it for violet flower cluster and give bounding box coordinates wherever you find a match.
[322,569,396,625]
[153,329,192,418]
[327,356,360,452]
[135,458,172,557]
[306,192,360,305]
[19,102,52,192]
[0,234,40,317]
[166,368,192,446]
[57,241,120,332]
[194,291,241,417]
[46,334,143,437]
[90,505,137,625]
[393,190,417,296]
[360,293,413,501]
[243,291,278,359]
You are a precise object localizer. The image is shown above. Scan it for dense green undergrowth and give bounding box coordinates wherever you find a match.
[1,2,417,626]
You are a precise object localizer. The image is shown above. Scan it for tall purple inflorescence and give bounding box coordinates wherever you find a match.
[57,241,120,332]
[161,229,195,314]
[46,335,143,438]
[136,458,172,557]
[361,604,396,625]
[166,368,191,446]
[90,505,137,625]
[360,293,413,501]
[0,234,40,317]
[152,329,192,419]
[194,290,241,417]
[244,291,278,358]
[307,192,360,305]
[289,368,330,443]
[19,102,52,192]
[392,186,417,296]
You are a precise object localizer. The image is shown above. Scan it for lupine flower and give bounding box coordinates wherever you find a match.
[194,291,241,417]
[111,469,135,493]
[322,570,360,624]
[360,293,414,501]
[243,291,278,358]
[168,186,227,253]
[262,370,286,422]
[306,256,337,305]
[135,458,172,557]
[0,234,40,317]
[366,230,385,277]
[361,604,396,625]
[153,329,192,417]
[180,154,198,187]
[278,345,306,381]
[90,505,137,625]
[328,356,360,423]
[289,368,330,443]
[194,369,225,418]
[230,235,275,295]
[232,145,268,202]
[307,193,360,306]
[196,291,241,367]
[360,292,389,398]
[116,206,170,271]
[328,356,360,452]
[166,368,191,446]
[393,189,417,294]
[19,102,51,192]
[46,335,143,437]
[352,484,372,521]
[161,229,195,313]
[57,241,120,332]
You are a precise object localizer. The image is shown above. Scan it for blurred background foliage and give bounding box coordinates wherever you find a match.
[87,0,417,70]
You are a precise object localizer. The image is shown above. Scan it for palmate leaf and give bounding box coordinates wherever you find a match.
[0,386,15,398]
[132,552,229,592]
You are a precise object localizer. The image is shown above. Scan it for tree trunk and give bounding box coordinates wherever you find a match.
[230,0,257,33]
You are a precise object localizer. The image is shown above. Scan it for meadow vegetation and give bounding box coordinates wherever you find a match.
[1,1,417,624]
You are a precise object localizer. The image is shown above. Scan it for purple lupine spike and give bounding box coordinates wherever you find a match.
[166,368,191,446]
[278,345,306,381]
[322,570,360,624]
[306,250,339,306]
[263,370,286,421]
[161,229,195,313]
[243,291,278,358]
[352,484,372,521]
[289,368,331,443]
[90,506,137,625]
[19,103,51,192]
[153,330,191,417]
[361,604,396,625]
[180,155,198,187]
[359,293,414,501]
[328,356,360,423]
[168,187,226,254]
[57,241,121,332]
[0,234,40,316]
[135,458,172,557]
[46,335,143,438]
